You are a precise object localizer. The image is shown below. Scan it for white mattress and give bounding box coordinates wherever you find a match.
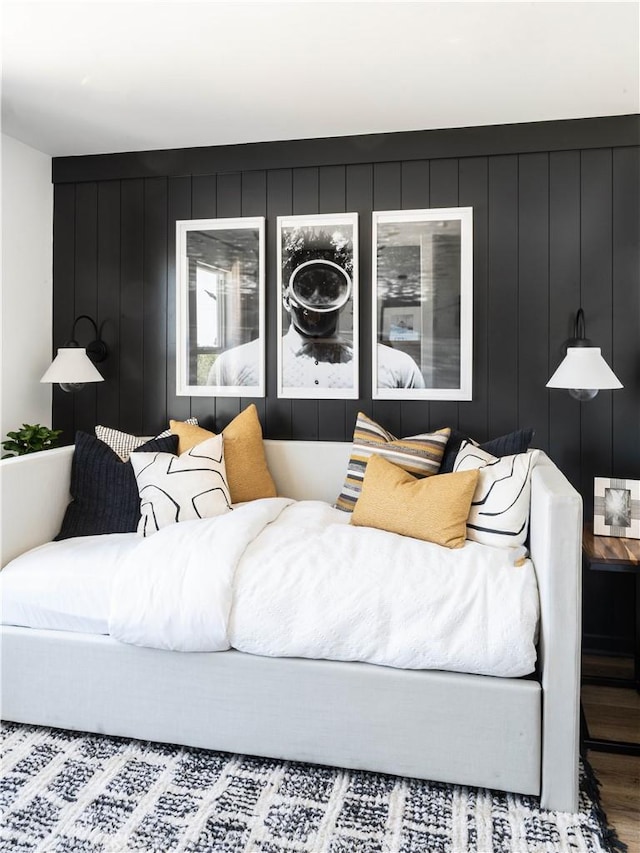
[0,533,138,634]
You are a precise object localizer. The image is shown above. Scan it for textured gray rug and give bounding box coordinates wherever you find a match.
[0,721,624,853]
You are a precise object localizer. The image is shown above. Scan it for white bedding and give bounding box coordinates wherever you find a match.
[1,499,540,678]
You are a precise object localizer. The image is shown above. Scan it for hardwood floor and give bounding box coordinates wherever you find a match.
[582,655,640,852]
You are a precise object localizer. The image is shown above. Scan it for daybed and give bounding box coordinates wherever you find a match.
[0,438,582,812]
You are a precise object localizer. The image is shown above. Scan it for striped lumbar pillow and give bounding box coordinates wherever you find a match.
[96,419,198,462]
[334,412,451,513]
[130,435,231,536]
[453,441,540,548]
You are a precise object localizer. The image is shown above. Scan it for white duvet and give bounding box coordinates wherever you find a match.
[109,498,539,677]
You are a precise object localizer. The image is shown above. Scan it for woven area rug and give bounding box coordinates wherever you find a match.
[0,721,624,853]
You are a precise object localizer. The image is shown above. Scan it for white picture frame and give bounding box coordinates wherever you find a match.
[594,477,640,539]
[176,217,265,397]
[277,212,359,400]
[372,207,473,401]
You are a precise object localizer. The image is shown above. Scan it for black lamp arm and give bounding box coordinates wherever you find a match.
[65,314,108,363]
[567,308,592,349]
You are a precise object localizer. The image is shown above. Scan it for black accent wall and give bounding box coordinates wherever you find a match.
[52,115,640,654]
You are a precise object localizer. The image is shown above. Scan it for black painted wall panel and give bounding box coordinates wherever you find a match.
[119,179,145,435]
[52,183,76,444]
[50,118,640,654]
[96,181,121,428]
[142,177,168,435]
[74,182,98,435]
[517,153,550,453]
[166,177,192,426]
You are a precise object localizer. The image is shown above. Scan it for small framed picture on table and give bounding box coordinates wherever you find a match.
[594,477,640,539]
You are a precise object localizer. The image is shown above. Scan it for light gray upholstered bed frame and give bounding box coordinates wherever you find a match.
[0,441,582,811]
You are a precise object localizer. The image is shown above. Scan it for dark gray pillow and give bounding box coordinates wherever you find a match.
[439,427,535,474]
[55,431,179,540]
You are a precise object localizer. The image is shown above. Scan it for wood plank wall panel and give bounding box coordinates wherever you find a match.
[487,156,519,439]
[548,151,581,489]
[50,119,640,654]
[73,182,98,435]
[517,154,550,452]
[142,177,168,435]
[52,183,76,445]
[166,177,192,426]
[119,179,145,435]
[95,181,121,428]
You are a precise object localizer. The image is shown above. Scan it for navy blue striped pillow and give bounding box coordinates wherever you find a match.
[55,431,179,540]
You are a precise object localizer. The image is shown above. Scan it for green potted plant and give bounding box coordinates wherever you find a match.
[1,424,63,458]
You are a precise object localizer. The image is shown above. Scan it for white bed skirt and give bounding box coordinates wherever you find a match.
[1,624,542,797]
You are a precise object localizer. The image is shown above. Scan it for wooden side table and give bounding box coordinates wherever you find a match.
[581,523,640,756]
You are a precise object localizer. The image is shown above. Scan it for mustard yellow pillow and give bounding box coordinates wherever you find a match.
[170,404,276,504]
[351,454,479,548]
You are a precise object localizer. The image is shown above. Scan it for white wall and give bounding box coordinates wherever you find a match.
[1,134,53,445]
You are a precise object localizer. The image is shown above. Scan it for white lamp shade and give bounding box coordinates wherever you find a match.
[546,347,623,390]
[40,347,104,384]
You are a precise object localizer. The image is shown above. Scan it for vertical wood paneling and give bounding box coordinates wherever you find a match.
[612,147,640,479]
[318,165,348,441]
[346,163,374,437]
[190,174,218,429]
[372,162,402,436]
[96,181,121,428]
[266,169,292,438]
[240,170,268,431]
[458,157,489,440]
[517,153,550,451]
[143,177,168,434]
[166,177,192,425]
[119,179,145,434]
[548,151,581,489]
[74,182,99,435]
[580,149,613,509]
[487,156,519,437]
[52,183,76,443]
[290,166,320,440]
[428,159,461,433]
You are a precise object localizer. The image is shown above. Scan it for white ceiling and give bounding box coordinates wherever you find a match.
[2,0,639,158]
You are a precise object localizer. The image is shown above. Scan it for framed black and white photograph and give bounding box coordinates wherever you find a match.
[372,207,473,400]
[176,217,265,397]
[277,213,358,399]
[594,477,640,539]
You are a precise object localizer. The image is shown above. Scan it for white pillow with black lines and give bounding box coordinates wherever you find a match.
[453,440,540,549]
[129,434,231,536]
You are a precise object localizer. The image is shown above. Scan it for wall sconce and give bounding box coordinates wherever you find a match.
[40,315,108,392]
[546,309,622,401]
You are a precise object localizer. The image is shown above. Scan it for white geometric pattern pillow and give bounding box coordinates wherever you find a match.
[96,419,198,462]
[453,441,540,548]
[130,435,231,536]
